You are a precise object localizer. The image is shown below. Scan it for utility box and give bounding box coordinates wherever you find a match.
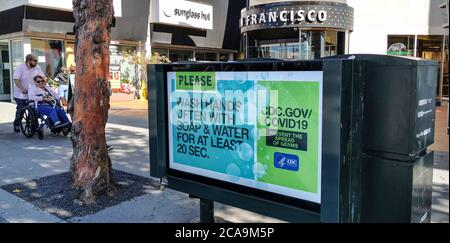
[148,55,437,223]
[359,55,438,160]
[362,152,434,223]
[339,55,437,223]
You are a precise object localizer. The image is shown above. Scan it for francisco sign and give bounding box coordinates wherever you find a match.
[242,9,328,26]
[240,3,354,33]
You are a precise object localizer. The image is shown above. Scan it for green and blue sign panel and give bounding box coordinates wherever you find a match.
[168,71,323,203]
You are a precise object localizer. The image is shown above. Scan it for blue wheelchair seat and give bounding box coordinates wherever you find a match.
[19,99,71,140]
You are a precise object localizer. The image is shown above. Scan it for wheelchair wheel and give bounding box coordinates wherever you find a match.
[62,126,71,136]
[19,107,38,138]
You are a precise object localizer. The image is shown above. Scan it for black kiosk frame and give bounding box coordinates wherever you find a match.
[148,59,365,223]
[149,55,437,223]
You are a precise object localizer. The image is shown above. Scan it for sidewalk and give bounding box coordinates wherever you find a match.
[109,100,148,129]
[430,104,449,223]
[0,101,280,223]
[110,99,148,111]
[0,101,448,223]
[430,104,449,152]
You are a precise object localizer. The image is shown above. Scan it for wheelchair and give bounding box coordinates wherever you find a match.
[19,99,71,140]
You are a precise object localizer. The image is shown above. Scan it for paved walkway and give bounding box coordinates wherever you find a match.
[430,104,449,152]
[430,104,449,223]
[0,216,7,223]
[0,101,281,223]
[110,99,148,111]
[0,101,448,223]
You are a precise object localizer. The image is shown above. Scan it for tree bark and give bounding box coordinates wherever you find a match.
[71,0,115,204]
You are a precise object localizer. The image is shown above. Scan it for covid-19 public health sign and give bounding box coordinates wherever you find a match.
[167,72,323,203]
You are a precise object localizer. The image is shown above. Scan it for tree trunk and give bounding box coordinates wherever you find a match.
[71,0,115,204]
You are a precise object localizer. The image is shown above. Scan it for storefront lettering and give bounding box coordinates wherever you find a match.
[242,9,327,27]
[174,8,211,21]
[157,0,214,30]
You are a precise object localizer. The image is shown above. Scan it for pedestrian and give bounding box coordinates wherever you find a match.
[54,66,70,105]
[28,75,72,132]
[67,66,76,117]
[12,54,45,133]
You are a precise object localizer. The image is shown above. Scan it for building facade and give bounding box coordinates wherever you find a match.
[0,0,125,101]
[347,0,449,101]
[1,0,447,102]
[241,0,354,60]
[149,0,245,62]
[0,0,245,101]
[240,0,449,101]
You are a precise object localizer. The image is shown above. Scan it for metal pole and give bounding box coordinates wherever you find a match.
[8,40,13,103]
[407,35,410,54]
[146,0,153,58]
[299,28,302,60]
[414,35,418,57]
[244,33,248,59]
[200,199,215,223]
[439,35,446,103]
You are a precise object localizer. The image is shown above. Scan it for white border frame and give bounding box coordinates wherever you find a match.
[167,71,323,204]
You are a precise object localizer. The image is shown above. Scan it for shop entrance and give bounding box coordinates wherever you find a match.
[244,28,346,60]
[0,42,11,101]
[387,35,449,101]
[417,35,449,101]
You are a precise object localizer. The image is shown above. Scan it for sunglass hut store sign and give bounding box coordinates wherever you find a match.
[240,4,354,33]
[158,0,213,30]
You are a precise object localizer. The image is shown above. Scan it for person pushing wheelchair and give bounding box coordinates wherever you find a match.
[28,75,72,133]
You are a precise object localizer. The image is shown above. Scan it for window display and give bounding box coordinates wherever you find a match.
[109,45,138,100]
[31,39,64,80]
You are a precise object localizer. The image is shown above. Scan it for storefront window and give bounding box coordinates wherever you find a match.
[169,50,193,62]
[249,30,342,60]
[11,40,23,72]
[31,39,64,79]
[0,43,10,96]
[387,35,449,100]
[65,42,76,72]
[299,32,310,60]
[219,53,231,61]
[7,39,24,100]
[117,45,137,85]
[444,36,449,98]
[109,45,137,95]
[195,52,217,61]
[387,35,415,56]
[325,31,338,57]
[310,31,325,59]
[152,49,231,62]
[259,40,300,59]
[417,35,449,99]
[152,48,169,57]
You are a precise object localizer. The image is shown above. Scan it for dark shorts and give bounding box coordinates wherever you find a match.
[13,98,28,126]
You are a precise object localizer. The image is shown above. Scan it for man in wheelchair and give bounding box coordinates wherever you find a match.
[28,75,72,133]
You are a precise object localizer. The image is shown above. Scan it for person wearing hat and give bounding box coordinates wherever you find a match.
[12,54,45,133]
[54,66,70,105]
